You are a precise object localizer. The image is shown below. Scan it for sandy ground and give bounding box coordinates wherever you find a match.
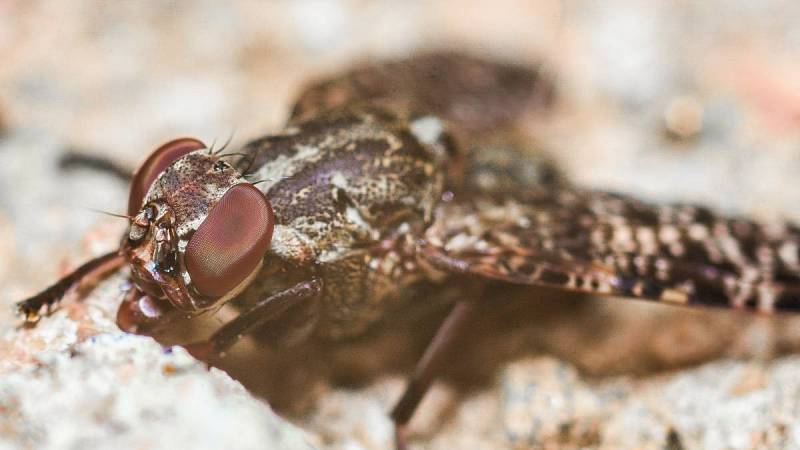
[4,1,800,449]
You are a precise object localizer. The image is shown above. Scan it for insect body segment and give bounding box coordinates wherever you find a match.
[123,145,278,313]
[238,107,446,337]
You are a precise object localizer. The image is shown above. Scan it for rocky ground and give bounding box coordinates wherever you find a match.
[3,1,800,449]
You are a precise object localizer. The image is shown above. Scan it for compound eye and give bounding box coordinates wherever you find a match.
[185,184,275,298]
[128,138,206,215]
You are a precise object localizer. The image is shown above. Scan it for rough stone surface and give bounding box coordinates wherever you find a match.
[499,357,800,450]
[4,1,800,450]
[0,333,315,450]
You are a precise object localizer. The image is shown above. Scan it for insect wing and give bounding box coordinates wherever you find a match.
[421,189,800,312]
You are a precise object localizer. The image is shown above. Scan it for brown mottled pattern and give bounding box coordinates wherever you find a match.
[147,152,247,239]
[235,107,445,337]
[228,53,554,337]
[422,189,800,313]
[239,107,443,258]
[459,132,564,196]
[290,52,553,135]
[133,52,800,338]
[25,51,800,343]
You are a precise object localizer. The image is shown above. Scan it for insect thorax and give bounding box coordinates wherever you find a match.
[238,107,447,337]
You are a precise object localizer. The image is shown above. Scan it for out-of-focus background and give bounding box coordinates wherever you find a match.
[4,1,800,449]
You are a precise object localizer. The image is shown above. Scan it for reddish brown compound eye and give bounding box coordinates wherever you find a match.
[185,184,275,298]
[128,138,206,215]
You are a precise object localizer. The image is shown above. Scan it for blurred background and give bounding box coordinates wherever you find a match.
[3,1,800,448]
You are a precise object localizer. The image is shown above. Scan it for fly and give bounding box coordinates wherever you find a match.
[16,52,800,449]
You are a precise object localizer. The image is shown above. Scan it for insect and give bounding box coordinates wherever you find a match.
[16,51,800,449]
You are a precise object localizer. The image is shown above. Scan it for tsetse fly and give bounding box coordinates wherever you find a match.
[16,52,800,449]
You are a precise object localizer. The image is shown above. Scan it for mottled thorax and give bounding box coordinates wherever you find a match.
[234,107,447,337]
[242,107,445,263]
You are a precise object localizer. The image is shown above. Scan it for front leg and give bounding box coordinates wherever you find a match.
[183,278,323,359]
[17,251,124,323]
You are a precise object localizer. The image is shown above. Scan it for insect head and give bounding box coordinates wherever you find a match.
[123,138,275,313]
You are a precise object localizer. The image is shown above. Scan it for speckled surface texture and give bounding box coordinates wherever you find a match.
[3,1,800,449]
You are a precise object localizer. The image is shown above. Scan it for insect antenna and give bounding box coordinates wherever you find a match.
[250,179,269,186]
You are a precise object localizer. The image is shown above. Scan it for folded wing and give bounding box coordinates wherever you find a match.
[421,189,800,312]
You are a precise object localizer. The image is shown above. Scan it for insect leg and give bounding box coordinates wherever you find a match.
[58,151,134,182]
[183,278,323,359]
[16,250,123,323]
[391,299,481,450]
